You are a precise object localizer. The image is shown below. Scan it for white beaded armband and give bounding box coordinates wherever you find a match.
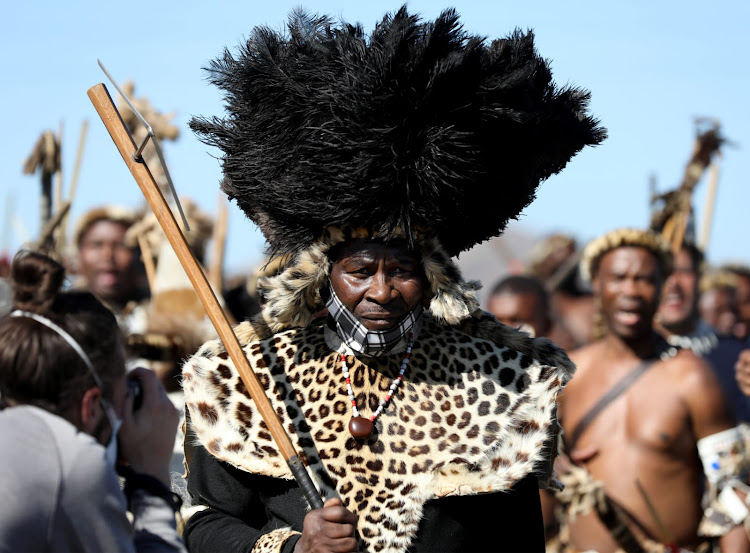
[697,425,750,532]
[697,425,750,486]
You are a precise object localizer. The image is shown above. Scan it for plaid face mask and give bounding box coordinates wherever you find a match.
[325,284,423,357]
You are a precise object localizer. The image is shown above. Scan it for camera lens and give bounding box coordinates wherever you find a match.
[129,379,143,411]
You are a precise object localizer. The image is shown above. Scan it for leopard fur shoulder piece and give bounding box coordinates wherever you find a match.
[183,316,571,552]
[456,309,576,381]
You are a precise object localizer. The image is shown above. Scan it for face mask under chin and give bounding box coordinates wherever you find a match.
[99,398,123,467]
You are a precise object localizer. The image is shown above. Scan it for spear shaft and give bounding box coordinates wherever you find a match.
[87,82,323,510]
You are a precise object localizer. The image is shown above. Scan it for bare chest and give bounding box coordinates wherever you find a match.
[562,366,694,458]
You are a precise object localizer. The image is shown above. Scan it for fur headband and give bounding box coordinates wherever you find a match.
[74,205,137,249]
[580,228,673,283]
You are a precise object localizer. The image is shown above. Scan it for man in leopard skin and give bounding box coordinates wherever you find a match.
[180,7,605,553]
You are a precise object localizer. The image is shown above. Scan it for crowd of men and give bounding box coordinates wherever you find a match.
[4,200,750,553]
[486,231,750,552]
[2,6,750,553]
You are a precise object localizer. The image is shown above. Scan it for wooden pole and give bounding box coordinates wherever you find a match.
[35,201,71,255]
[698,159,721,252]
[41,130,60,234]
[0,193,13,256]
[635,479,674,546]
[87,83,323,510]
[136,233,156,293]
[208,193,228,296]
[54,121,64,220]
[67,120,89,206]
[53,121,65,256]
[60,119,90,251]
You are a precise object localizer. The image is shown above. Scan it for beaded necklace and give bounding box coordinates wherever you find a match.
[341,332,414,438]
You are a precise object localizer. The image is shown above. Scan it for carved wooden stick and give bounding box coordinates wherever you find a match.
[88,82,323,510]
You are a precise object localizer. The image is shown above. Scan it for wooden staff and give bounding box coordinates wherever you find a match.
[35,201,71,255]
[23,131,59,237]
[53,121,64,256]
[208,193,228,295]
[87,82,323,510]
[67,120,89,206]
[699,159,721,252]
[54,121,64,221]
[136,233,156,293]
[635,478,675,547]
[59,119,90,252]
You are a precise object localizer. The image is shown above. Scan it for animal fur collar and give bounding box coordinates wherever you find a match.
[257,226,481,333]
[183,312,573,552]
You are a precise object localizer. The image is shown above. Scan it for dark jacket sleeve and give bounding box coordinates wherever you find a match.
[184,445,305,553]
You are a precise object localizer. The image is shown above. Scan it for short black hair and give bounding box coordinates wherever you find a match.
[681,241,705,274]
[489,275,550,312]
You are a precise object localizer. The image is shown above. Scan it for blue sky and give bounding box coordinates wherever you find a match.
[2,1,749,275]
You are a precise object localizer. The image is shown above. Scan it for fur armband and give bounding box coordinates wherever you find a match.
[251,528,301,553]
[697,425,750,536]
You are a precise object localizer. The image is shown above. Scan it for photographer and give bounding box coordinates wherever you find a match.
[0,251,186,553]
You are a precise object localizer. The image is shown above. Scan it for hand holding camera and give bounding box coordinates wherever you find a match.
[118,367,179,487]
[127,378,143,411]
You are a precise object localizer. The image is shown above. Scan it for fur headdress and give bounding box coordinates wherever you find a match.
[720,263,750,281]
[700,268,739,294]
[580,228,673,284]
[73,205,137,250]
[192,6,606,330]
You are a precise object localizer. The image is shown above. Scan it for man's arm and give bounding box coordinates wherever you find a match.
[680,353,750,553]
[185,445,359,553]
[680,353,736,440]
[184,445,305,553]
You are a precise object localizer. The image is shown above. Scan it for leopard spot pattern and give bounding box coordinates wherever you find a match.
[183,316,570,553]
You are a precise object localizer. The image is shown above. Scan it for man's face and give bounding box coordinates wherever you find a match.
[734,275,750,340]
[487,292,550,338]
[77,220,138,304]
[594,246,662,340]
[657,247,698,333]
[329,239,425,331]
[699,288,738,337]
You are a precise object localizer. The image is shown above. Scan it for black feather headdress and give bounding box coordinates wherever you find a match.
[192,6,605,330]
[191,6,605,258]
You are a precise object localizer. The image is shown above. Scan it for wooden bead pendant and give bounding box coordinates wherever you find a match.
[348,416,374,439]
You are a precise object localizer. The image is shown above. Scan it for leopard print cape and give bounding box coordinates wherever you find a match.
[182,313,574,552]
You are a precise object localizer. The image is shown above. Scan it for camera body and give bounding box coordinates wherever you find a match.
[128,379,143,411]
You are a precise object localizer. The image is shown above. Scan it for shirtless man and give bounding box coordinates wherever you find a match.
[72,205,148,319]
[699,270,740,338]
[527,233,596,347]
[721,264,750,342]
[654,242,749,422]
[556,228,750,553]
[488,274,576,353]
